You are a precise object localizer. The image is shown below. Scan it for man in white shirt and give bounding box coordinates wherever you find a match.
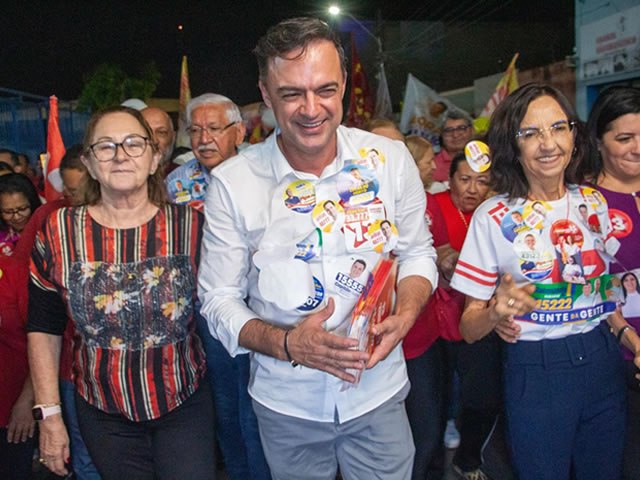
[198,17,436,480]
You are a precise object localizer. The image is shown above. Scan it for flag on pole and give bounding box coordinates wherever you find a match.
[346,36,374,129]
[177,55,192,148]
[399,74,468,149]
[374,63,393,120]
[476,53,519,133]
[44,95,66,202]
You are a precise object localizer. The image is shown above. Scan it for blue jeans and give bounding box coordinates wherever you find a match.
[504,323,626,480]
[197,314,271,480]
[60,380,101,480]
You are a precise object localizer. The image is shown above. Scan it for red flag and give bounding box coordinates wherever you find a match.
[45,95,66,202]
[176,55,192,148]
[347,37,374,129]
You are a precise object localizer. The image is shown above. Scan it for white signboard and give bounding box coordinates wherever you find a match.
[580,5,640,79]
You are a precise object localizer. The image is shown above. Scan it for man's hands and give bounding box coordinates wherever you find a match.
[286,298,369,383]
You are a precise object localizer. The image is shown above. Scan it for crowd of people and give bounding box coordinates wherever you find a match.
[0,15,639,480]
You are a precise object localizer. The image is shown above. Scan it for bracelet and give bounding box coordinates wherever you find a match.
[283,330,299,367]
[617,325,636,344]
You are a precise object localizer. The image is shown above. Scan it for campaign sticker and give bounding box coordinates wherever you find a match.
[522,200,551,230]
[312,200,344,233]
[357,147,386,171]
[283,180,316,213]
[294,229,322,262]
[575,202,602,234]
[608,208,633,239]
[343,200,387,252]
[333,258,370,298]
[337,163,379,206]
[0,268,3,280]
[500,207,529,242]
[551,220,586,284]
[368,219,399,254]
[464,141,491,173]
[579,186,607,213]
[297,276,325,312]
[514,230,553,280]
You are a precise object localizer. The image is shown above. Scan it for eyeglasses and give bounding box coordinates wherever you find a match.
[515,120,576,145]
[188,122,237,139]
[89,134,150,162]
[442,125,471,136]
[1,204,30,218]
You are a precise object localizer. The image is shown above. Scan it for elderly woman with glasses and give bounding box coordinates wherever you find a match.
[27,106,216,479]
[450,84,628,480]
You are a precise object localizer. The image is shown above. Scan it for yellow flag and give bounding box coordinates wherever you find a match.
[476,53,519,133]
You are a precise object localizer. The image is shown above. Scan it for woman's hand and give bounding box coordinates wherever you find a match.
[38,415,70,476]
[7,394,35,444]
[493,273,537,320]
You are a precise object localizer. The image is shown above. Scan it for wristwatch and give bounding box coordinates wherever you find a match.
[32,403,62,420]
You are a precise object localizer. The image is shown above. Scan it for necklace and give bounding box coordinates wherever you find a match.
[456,208,469,230]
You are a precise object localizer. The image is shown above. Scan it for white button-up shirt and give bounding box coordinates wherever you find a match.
[198,126,437,422]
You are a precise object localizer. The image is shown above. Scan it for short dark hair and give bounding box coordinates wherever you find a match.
[60,144,86,172]
[0,173,42,228]
[443,110,472,127]
[449,152,468,179]
[0,161,14,174]
[0,149,19,167]
[487,83,586,200]
[353,259,366,269]
[253,17,346,83]
[585,86,640,180]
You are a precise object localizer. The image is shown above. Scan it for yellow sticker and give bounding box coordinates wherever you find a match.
[464,141,491,173]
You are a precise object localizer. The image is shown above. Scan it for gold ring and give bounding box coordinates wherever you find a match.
[39,458,47,464]
[507,298,516,307]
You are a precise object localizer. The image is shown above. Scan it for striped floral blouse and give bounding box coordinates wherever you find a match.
[27,204,206,421]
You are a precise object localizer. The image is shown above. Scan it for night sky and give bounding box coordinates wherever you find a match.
[1,1,574,106]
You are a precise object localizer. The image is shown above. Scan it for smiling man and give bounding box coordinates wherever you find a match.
[198,17,437,480]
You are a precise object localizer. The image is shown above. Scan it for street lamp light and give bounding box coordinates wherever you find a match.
[328,4,382,58]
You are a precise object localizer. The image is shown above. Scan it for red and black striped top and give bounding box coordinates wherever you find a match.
[27,204,206,421]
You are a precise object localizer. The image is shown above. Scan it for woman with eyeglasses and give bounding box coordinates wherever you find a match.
[585,85,640,480]
[450,84,629,480]
[27,106,216,479]
[0,173,41,257]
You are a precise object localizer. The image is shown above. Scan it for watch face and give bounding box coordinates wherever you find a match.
[32,407,44,421]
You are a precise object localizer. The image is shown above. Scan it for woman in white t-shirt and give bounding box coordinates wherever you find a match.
[450,84,627,480]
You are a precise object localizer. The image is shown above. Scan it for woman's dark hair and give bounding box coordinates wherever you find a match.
[621,272,640,300]
[449,152,468,179]
[487,83,587,200]
[81,106,167,206]
[0,172,42,228]
[585,86,640,180]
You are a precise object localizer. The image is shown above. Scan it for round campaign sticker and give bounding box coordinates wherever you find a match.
[312,200,344,233]
[368,219,399,254]
[608,208,633,239]
[283,180,316,213]
[500,207,529,242]
[336,163,379,207]
[522,200,551,230]
[297,277,325,312]
[514,230,553,280]
[0,267,3,280]
[464,141,491,173]
[357,147,386,171]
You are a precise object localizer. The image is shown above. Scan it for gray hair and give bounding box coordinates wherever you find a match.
[186,93,242,125]
[442,109,472,127]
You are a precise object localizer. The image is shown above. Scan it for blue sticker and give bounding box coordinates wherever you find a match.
[337,163,379,207]
[297,277,325,311]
